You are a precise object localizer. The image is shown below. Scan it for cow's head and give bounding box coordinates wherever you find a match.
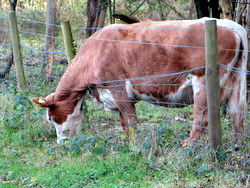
[32,93,84,144]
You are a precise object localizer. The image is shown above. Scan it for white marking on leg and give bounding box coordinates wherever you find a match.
[192,76,201,98]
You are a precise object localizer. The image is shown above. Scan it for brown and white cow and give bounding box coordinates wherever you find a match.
[32,18,248,145]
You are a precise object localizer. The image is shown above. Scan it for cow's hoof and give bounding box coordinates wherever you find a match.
[182,138,197,147]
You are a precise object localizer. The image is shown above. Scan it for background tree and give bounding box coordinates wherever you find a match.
[86,0,108,38]
[219,0,233,19]
[44,0,56,80]
[194,0,220,18]
[194,0,210,18]
[0,0,17,79]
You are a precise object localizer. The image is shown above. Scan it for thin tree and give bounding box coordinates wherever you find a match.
[194,0,210,18]
[219,0,233,19]
[44,0,56,80]
[2,0,18,78]
[210,0,220,18]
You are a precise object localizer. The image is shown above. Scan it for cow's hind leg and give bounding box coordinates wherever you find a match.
[183,77,208,146]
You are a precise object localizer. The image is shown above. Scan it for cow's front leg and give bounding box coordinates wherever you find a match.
[109,87,138,137]
[118,102,138,137]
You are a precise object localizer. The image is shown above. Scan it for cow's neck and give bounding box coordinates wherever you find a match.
[54,57,91,101]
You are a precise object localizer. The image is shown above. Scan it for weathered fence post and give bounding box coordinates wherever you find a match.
[205,19,222,149]
[61,21,75,64]
[8,11,26,90]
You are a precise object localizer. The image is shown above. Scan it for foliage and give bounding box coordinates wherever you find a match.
[0,86,249,187]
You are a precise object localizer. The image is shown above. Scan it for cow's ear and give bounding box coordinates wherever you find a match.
[32,98,50,108]
[32,94,55,108]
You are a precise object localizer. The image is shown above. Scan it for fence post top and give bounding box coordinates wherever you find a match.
[204,18,217,22]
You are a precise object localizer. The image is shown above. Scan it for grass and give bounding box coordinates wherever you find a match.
[0,137,249,187]
[0,84,249,187]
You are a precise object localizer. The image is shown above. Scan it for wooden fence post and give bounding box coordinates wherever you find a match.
[8,11,26,91]
[61,21,75,64]
[205,19,222,149]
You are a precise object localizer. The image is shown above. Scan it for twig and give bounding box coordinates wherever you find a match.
[129,0,147,16]
[159,0,186,19]
[234,1,250,4]
[9,0,18,11]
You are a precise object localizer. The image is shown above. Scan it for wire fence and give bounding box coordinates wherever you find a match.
[0,13,249,147]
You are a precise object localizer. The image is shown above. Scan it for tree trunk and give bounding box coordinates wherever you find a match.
[194,0,210,18]
[44,0,56,80]
[86,0,98,38]
[113,0,115,23]
[109,0,112,24]
[246,1,250,104]
[97,1,108,28]
[86,0,108,38]
[234,0,243,23]
[246,1,250,48]
[188,0,195,19]
[210,0,220,18]
[219,0,233,19]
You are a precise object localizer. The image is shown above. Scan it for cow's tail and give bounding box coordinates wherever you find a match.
[234,22,248,115]
[216,18,248,134]
[226,21,248,133]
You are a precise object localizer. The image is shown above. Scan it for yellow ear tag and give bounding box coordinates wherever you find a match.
[38,98,46,104]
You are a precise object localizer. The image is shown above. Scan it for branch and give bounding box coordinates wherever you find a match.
[9,0,18,11]
[129,0,147,16]
[159,0,186,19]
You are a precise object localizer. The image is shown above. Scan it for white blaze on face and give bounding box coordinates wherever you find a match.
[47,99,83,144]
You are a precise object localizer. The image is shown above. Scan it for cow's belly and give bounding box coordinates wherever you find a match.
[93,77,196,112]
[125,79,194,108]
[94,89,119,113]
